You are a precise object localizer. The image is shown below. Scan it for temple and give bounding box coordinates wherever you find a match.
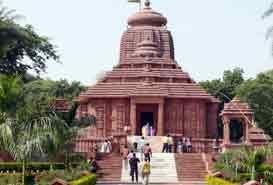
[74,1,219,151]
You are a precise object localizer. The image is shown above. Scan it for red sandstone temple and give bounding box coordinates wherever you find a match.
[74,1,219,151]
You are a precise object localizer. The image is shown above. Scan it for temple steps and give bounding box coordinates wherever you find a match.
[97,154,123,182]
[121,153,178,183]
[97,182,205,185]
[175,153,207,182]
[97,152,207,184]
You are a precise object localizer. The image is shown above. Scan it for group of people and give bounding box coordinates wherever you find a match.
[100,140,112,153]
[176,137,193,153]
[122,139,152,185]
[162,135,192,153]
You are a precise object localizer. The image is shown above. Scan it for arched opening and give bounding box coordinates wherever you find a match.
[229,119,244,143]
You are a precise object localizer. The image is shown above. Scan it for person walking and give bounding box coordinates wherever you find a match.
[141,158,151,185]
[139,136,145,161]
[144,143,152,162]
[162,135,169,153]
[129,153,140,184]
[122,145,130,170]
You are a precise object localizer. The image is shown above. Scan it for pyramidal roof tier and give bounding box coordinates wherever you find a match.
[77,2,218,103]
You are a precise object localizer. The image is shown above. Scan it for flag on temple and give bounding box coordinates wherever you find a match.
[128,0,141,3]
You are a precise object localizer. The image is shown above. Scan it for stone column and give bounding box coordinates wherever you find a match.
[130,100,136,135]
[244,118,250,144]
[158,102,164,136]
[223,117,230,145]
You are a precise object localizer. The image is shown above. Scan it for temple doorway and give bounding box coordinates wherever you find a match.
[136,104,158,136]
[140,112,154,129]
[229,119,244,143]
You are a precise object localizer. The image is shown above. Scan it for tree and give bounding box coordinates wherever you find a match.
[0,2,59,75]
[0,75,23,115]
[237,71,273,138]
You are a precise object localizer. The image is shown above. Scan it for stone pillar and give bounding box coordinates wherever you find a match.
[130,100,136,135]
[223,117,230,145]
[244,117,250,144]
[158,102,164,136]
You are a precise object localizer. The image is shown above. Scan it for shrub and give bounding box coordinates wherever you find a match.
[0,174,21,184]
[206,176,238,185]
[70,174,96,185]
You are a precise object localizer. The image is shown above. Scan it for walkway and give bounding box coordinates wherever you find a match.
[121,153,178,183]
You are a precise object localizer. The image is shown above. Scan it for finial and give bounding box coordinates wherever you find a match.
[145,0,150,7]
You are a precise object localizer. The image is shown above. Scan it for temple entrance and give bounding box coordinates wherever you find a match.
[229,119,244,143]
[140,112,154,132]
[136,104,158,136]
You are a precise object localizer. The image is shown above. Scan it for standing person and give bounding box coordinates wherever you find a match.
[139,136,145,161]
[141,158,151,185]
[133,137,138,153]
[186,137,192,153]
[93,144,99,160]
[182,137,187,153]
[168,135,173,153]
[100,140,108,153]
[122,145,130,170]
[129,153,140,184]
[144,143,152,162]
[106,140,112,153]
[176,138,183,153]
[162,135,169,153]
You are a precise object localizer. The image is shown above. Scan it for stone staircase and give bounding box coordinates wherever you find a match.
[121,153,178,183]
[97,153,123,182]
[175,153,207,182]
[97,153,206,185]
[97,136,207,185]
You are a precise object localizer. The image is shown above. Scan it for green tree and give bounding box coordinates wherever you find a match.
[237,71,273,138]
[0,2,59,75]
[0,75,23,115]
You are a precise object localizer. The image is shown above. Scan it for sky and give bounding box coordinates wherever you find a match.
[4,0,273,85]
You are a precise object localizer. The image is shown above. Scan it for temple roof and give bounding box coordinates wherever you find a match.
[77,82,218,101]
[128,1,167,27]
[221,97,253,116]
[105,68,191,79]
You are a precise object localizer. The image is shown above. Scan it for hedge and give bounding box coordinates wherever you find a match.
[0,174,21,184]
[70,174,97,185]
[206,176,238,185]
[0,162,65,172]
